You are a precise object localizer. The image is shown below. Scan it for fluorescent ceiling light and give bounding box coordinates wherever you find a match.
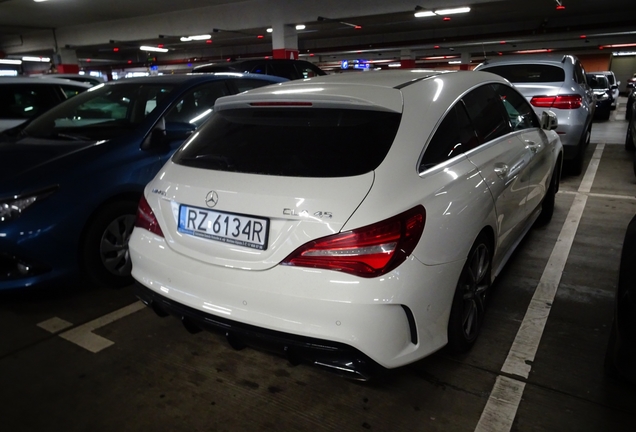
[0,59,22,65]
[415,6,470,17]
[181,34,212,41]
[22,56,50,62]
[435,7,471,15]
[267,28,273,33]
[33,0,48,2]
[448,60,462,64]
[140,46,169,52]
[295,24,306,30]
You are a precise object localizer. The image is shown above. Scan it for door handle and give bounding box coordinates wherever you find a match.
[494,163,509,178]
[525,140,540,153]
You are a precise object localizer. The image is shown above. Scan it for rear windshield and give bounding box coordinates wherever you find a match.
[172,108,402,177]
[588,75,609,89]
[484,64,566,83]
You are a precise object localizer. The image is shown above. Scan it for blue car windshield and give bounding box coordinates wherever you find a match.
[23,83,175,140]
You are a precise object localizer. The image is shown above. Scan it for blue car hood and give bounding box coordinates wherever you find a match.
[0,137,99,190]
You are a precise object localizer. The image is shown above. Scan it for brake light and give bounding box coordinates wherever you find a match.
[135,196,164,237]
[281,206,425,277]
[530,95,582,109]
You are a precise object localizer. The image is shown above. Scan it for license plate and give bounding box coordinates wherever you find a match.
[178,205,269,250]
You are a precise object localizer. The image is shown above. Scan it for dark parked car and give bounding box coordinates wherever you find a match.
[193,59,326,80]
[0,73,285,291]
[589,71,619,110]
[605,213,636,385]
[625,86,635,121]
[586,73,613,120]
[0,77,90,133]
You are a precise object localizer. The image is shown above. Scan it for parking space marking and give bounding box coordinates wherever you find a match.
[475,376,526,432]
[559,190,636,201]
[476,144,605,431]
[37,317,73,333]
[57,301,146,353]
[578,143,605,193]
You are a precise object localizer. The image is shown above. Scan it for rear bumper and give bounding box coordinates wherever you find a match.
[130,228,463,370]
[135,282,382,380]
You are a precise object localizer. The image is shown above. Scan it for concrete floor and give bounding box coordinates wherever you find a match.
[1,101,635,432]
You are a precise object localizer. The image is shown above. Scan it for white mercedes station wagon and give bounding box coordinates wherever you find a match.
[129,70,562,380]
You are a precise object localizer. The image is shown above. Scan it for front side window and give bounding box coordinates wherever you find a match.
[420,103,478,171]
[461,84,510,143]
[23,83,175,140]
[60,85,87,99]
[0,85,57,120]
[491,83,539,131]
[173,108,401,177]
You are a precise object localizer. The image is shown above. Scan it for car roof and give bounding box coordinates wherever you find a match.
[194,58,319,70]
[214,69,509,114]
[0,76,92,87]
[104,72,285,86]
[475,54,577,68]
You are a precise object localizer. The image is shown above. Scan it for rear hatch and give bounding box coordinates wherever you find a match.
[481,63,568,105]
[153,85,404,270]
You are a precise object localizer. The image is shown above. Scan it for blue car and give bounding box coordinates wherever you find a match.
[0,73,285,290]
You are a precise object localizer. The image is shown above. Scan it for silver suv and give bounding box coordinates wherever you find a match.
[475,54,595,174]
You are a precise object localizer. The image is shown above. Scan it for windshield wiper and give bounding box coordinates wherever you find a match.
[47,132,91,141]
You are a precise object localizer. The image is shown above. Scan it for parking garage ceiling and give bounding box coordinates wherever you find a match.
[1,0,636,68]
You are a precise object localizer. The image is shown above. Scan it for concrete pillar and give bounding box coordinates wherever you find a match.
[459,51,471,70]
[400,49,416,69]
[54,48,80,74]
[271,20,299,60]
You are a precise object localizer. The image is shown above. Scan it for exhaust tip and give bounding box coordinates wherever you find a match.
[313,360,372,381]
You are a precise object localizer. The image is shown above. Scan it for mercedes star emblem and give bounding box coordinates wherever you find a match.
[205,191,219,208]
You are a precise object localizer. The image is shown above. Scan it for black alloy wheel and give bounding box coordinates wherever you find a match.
[447,234,493,354]
[82,200,138,288]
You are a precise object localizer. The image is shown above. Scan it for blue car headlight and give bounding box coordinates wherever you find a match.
[0,186,58,222]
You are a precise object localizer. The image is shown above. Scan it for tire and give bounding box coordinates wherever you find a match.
[447,234,493,354]
[627,121,635,151]
[568,125,590,176]
[82,200,138,288]
[536,163,559,226]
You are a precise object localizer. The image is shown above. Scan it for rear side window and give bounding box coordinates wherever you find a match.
[420,103,478,171]
[461,85,510,143]
[173,108,401,177]
[485,64,566,83]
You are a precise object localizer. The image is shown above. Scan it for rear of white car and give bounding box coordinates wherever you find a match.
[130,71,561,379]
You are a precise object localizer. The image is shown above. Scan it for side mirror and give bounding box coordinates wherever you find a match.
[541,110,558,131]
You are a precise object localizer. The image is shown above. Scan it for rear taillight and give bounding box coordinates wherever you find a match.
[135,196,164,237]
[530,95,582,109]
[281,206,425,278]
